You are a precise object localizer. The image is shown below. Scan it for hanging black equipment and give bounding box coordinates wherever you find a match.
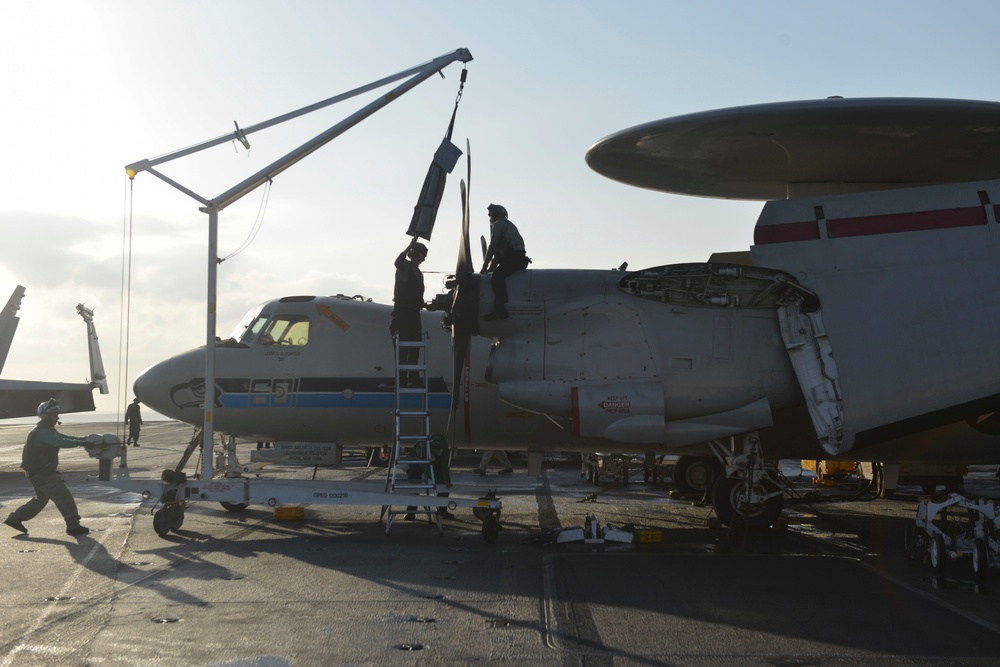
[406,67,468,241]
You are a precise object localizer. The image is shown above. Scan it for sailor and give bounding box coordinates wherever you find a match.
[4,399,92,536]
[124,396,143,446]
[389,236,428,387]
[481,204,529,320]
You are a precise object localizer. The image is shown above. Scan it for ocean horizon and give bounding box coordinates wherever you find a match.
[0,409,174,427]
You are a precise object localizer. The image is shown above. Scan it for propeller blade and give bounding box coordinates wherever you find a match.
[447,141,478,445]
[455,180,472,279]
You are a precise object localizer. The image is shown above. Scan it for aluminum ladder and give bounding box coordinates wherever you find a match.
[382,337,441,532]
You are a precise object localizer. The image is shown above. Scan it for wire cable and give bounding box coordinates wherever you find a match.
[220,179,271,263]
[117,178,135,444]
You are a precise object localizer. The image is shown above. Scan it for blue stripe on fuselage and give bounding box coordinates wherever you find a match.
[218,392,452,410]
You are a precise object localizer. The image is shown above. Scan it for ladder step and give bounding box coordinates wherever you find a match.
[397,434,429,441]
[397,411,431,417]
[392,484,437,490]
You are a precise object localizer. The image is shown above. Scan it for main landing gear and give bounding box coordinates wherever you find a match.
[707,433,784,530]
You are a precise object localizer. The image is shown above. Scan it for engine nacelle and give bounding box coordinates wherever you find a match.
[496,378,775,447]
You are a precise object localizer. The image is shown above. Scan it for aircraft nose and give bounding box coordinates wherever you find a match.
[133,350,204,422]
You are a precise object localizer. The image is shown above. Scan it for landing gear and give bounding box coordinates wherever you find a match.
[582,453,631,485]
[153,503,185,537]
[709,433,783,530]
[365,446,391,467]
[673,456,724,495]
[712,475,783,530]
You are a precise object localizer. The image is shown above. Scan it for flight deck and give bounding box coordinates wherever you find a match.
[1,420,999,666]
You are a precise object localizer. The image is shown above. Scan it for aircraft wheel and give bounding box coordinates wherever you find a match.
[973,538,989,580]
[366,447,391,467]
[673,456,722,495]
[220,502,249,513]
[712,475,783,530]
[170,504,185,531]
[929,534,947,574]
[482,513,501,544]
[153,507,172,537]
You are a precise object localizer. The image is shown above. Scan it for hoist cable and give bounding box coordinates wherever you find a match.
[444,66,467,141]
[117,178,135,443]
[221,179,271,263]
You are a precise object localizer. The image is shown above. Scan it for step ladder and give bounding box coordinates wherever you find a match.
[382,337,441,533]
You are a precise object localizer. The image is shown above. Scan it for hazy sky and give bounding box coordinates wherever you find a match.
[2,1,998,416]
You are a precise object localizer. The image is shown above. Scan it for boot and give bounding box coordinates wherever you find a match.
[4,517,27,533]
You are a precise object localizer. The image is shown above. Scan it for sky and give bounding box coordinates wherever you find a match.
[1,0,998,417]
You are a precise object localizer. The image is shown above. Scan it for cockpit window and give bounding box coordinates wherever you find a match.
[258,315,309,346]
[236,315,270,345]
[229,305,266,343]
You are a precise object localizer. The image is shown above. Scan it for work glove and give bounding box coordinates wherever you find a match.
[82,433,122,460]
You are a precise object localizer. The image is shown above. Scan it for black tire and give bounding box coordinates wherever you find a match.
[673,456,722,495]
[482,513,501,544]
[153,507,172,537]
[929,534,947,573]
[712,475,783,530]
[170,505,184,531]
[973,538,989,580]
[220,501,249,513]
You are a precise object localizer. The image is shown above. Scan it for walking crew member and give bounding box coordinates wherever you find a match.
[125,396,143,446]
[4,399,91,536]
[481,204,529,320]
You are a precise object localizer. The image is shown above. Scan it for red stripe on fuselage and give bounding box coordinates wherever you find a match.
[753,220,819,245]
[755,206,988,244]
[827,206,986,238]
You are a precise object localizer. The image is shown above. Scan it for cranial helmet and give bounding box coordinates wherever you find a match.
[487,203,508,219]
[37,398,61,418]
[408,242,428,259]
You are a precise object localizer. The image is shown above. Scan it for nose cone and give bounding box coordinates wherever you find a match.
[133,349,206,425]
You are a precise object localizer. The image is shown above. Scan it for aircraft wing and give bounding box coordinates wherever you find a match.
[0,286,107,420]
[0,286,25,374]
[0,379,97,419]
